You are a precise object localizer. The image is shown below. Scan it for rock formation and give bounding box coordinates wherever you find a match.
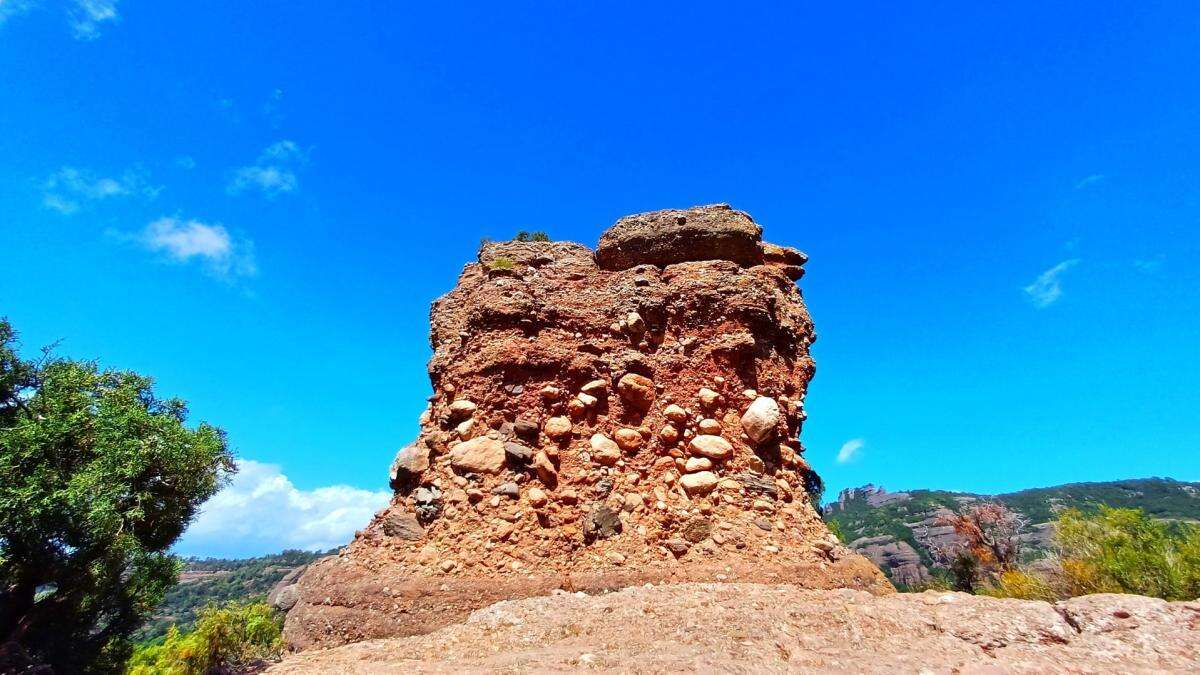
[270,585,1200,673]
[281,204,892,651]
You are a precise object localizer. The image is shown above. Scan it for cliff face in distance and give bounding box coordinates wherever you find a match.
[823,477,1200,587]
[281,204,891,651]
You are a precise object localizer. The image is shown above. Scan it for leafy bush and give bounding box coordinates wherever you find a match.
[490,257,516,271]
[127,601,282,674]
[1055,506,1200,600]
[978,569,1057,602]
[513,230,550,242]
[826,519,845,543]
[981,506,1200,601]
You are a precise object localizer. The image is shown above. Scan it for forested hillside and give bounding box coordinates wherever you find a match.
[823,478,1200,587]
[136,550,328,640]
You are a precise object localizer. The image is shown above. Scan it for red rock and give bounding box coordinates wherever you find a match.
[616,373,655,412]
[281,205,887,652]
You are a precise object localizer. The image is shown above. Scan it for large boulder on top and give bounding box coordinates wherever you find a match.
[596,203,764,270]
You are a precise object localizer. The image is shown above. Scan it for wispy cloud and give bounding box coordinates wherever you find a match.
[1133,255,1165,275]
[69,0,118,39]
[836,438,864,464]
[42,165,160,214]
[1075,174,1105,190]
[0,0,37,25]
[135,217,257,280]
[176,459,390,557]
[227,140,307,197]
[1,0,118,37]
[1023,259,1080,308]
[174,155,197,170]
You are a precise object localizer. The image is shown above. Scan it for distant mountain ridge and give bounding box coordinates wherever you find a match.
[822,477,1200,587]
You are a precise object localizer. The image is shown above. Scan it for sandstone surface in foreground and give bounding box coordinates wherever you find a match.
[269,583,1200,673]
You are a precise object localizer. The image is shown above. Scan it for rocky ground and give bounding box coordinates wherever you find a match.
[268,583,1200,673]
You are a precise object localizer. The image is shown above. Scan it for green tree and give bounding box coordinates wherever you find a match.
[0,318,236,673]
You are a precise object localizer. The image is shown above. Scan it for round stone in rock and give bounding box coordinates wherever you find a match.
[625,312,646,335]
[566,398,587,417]
[623,492,644,512]
[543,416,572,439]
[577,392,599,408]
[659,424,681,445]
[663,539,691,556]
[381,512,425,540]
[449,437,506,475]
[448,399,477,420]
[492,482,520,499]
[680,471,719,495]
[689,435,733,460]
[580,379,608,396]
[455,418,475,440]
[504,441,534,466]
[513,419,539,440]
[697,388,721,408]
[614,428,644,451]
[698,418,721,435]
[663,404,688,423]
[389,445,430,490]
[527,487,548,507]
[741,396,782,444]
[684,456,713,473]
[590,434,622,466]
[616,373,656,412]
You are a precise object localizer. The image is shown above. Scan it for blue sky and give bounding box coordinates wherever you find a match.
[2,2,1198,557]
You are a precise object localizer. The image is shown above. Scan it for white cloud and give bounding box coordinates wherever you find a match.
[177,459,391,557]
[227,139,307,197]
[174,155,197,170]
[836,438,864,464]
[69,0,118,40]
[1134,255,1165,274]
[0,1,117,37]
[228,165,298,196]
[0,0,37,25]
[1023,259,1080,308]
[1075,174,1105,190]
[42,165,159,214]
[137,217,257,279]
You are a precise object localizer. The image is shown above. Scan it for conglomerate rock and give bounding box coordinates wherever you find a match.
[281,204,892,651]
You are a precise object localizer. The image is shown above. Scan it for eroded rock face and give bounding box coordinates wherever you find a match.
[282,204,892,651]
[850,535,930,587]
